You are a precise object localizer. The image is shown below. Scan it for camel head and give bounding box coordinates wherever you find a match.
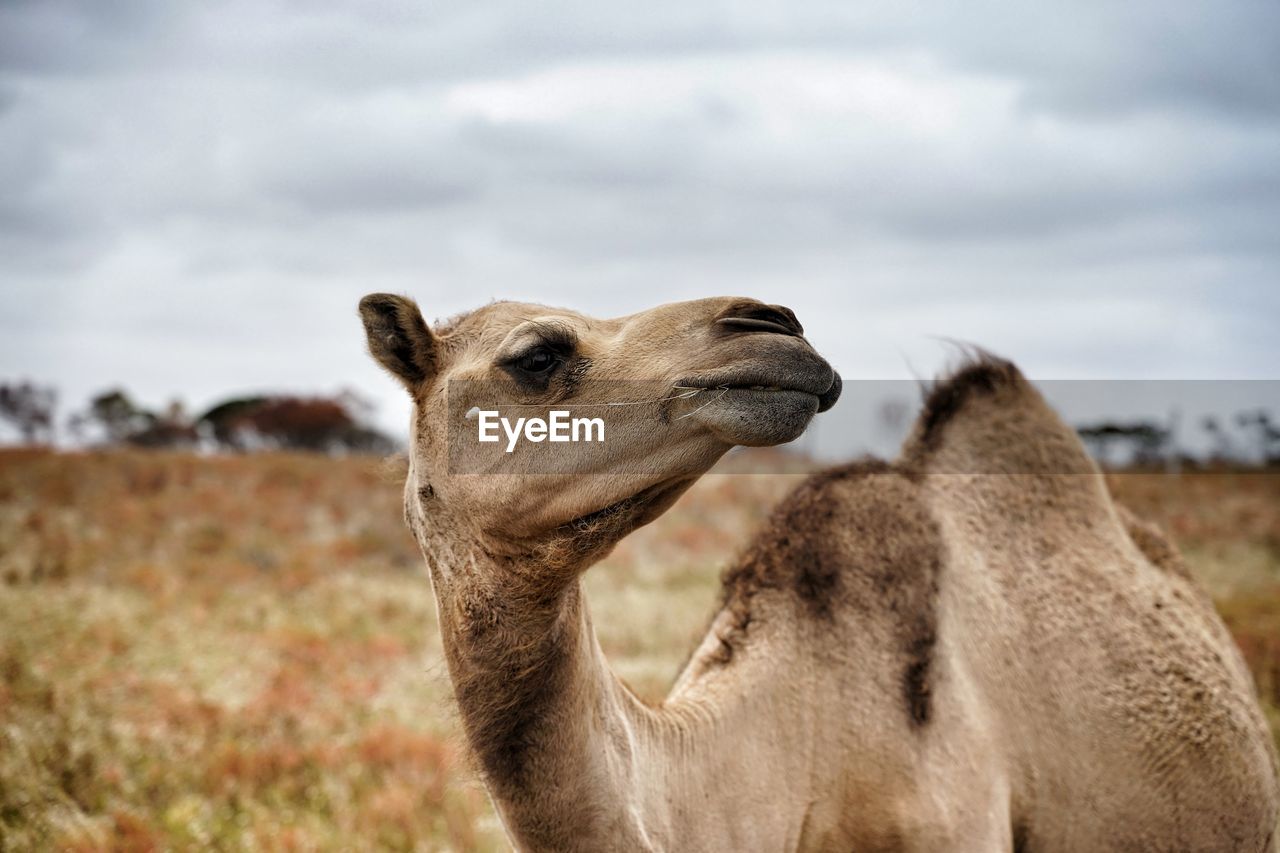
[359,294,841,563]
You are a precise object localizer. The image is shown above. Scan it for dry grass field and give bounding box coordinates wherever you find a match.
[1,448,1277,851]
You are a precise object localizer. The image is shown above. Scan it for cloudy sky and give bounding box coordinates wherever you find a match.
[2,0,1278,440]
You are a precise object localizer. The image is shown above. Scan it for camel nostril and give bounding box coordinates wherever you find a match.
[714,303,805,337]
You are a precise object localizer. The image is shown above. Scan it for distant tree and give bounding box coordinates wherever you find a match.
[124,421,199,449]
[126,399,199,449]
[197,393,396,454]
[240,397,357,452]
[62,388,393,454]
[0,381,57,444]
[65,390,197,449]
[1201,416,1238,462]
[1130,423,1171,465]
[1077,421,1171,467]
[1236,410,1280,464]
[196,396,269,450]
[75,389,156,444]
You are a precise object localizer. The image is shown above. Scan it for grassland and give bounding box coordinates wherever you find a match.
[1,449,1277,851]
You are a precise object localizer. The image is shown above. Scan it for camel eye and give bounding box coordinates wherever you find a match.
[513,346,559,375]
[499,325,575,388]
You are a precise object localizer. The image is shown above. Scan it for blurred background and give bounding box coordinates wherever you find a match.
[1,1,1278,849]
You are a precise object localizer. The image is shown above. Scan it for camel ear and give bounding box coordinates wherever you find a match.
[359,293,437,392]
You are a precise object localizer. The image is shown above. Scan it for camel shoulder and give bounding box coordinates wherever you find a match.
[717,459,944,725]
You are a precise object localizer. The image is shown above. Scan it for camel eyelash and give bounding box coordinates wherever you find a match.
[518,319,577,350]
[497,320,578,368]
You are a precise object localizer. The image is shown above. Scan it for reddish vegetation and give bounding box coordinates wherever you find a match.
[0,449,1276,849]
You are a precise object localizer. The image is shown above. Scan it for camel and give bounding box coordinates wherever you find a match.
[358,293,1278,852]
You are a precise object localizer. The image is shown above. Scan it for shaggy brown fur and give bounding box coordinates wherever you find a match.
[914,352,1023,453]
[448,585,575,789]
[715,457,944,727]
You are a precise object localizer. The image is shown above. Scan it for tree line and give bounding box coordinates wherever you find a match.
[0,381,397,455]
[1075,412,1279,468]
[4,378,1277,465]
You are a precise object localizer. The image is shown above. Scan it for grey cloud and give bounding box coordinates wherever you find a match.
[7,0,1279,120]
[0,0,180,74]
[1,0,1278,443]
[250,127,481,215]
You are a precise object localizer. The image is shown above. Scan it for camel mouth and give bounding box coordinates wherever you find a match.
[677,367,842,413]
[675,365,840,447]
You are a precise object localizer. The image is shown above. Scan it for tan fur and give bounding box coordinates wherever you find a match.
[359,295,1278,852]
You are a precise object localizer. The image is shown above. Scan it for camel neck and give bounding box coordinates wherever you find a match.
[425,533,645,850]
[422,526,818,850]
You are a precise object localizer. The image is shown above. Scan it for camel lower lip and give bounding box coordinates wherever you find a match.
[718,386,815,398]
[677,363,841,414]
[679,382,822,396]
[677,368,838,400]
[680,376,841,413]
[683,387,820,447]
[684,387,820,408]
[721,385,808,393]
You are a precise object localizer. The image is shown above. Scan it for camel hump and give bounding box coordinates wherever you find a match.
[721,459,936,620]
[902,354,1096,479]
